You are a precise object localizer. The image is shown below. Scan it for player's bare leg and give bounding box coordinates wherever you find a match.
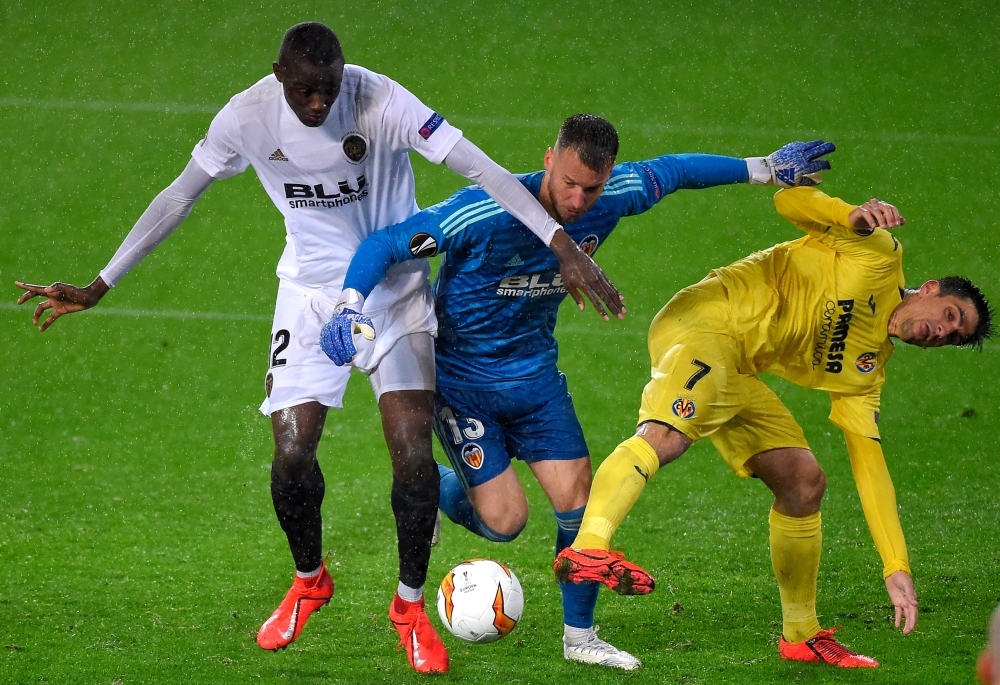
[749,448,877,668]
[555,422,690,594]
[380,389,449,674]
[466,466,530,538]
[258,402,334,650]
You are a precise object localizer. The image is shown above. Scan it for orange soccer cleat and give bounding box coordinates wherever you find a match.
[256,562,334,651]
[553,548,655,595]
[779,627,879,668]
[389,595,450,674]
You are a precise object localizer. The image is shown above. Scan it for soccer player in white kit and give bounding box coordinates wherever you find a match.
[15,23,624,675]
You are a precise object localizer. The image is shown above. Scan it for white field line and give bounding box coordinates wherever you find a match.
[0,96,217,114]
[1,97,998,146]
[0,301,639,331]
[1,303,995,349]
[0,301,270,322]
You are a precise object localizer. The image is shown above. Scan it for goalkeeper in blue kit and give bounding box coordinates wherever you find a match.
[321,115,833,670]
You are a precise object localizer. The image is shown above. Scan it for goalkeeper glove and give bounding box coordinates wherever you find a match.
[320,288,376,366]
[746,140,835,187]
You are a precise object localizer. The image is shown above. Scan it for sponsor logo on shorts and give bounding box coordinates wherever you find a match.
[496,272,567,298]
[409,233,438,258]
[341,132,368,164]
[855,352,877,373]
[265,372,274,397]
[578,234,599,256]
[461,443,485,469]
[874,411,880,424]
[419,113,445,140]
[671,398,696,419]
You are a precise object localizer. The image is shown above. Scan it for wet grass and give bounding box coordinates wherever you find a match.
[2,1,999,683]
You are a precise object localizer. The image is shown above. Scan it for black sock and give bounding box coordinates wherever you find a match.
[271,462,325,573]
[391,475,440,590]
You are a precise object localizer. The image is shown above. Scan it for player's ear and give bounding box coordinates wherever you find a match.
[919,280,941,297]
[273,62,284,82]
[543,148,555,173]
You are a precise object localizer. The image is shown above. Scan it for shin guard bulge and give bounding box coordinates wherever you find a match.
[271,462,325,573]
[769,508,823,643]
[392,475,440,589]
[573,436,660,550]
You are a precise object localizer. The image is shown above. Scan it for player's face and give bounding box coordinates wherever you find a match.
[273,58,345,127]
[891,281,978,348]
[541,146,613,224]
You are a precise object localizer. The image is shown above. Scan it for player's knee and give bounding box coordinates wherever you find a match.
[391,450,438,486]
[384,425,435,485]
[794,460,826,511]
[636,421,692,466]
[476,508,527,541]
[475,495,529,539]
[272,442,318,483]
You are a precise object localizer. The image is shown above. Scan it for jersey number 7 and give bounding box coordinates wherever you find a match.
[684,360,712,390]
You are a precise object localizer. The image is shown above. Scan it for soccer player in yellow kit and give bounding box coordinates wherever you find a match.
[555,185,994,667]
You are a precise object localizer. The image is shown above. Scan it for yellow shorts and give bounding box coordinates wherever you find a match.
[638,280,809,478]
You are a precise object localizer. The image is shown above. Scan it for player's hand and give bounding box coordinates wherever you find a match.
[849,199,906,230]
[884,570,918,634]
[320,309,376,366]
[548,229,625,321]
[765,140,836,187]
[15,277,109,331]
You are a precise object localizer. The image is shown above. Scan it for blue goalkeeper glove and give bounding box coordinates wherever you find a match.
[746,140,836,187]
[320,289,376,366]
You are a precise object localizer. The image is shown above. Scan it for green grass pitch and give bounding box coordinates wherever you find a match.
[2,1,999,682]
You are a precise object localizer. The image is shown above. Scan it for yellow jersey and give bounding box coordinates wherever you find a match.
[710,187,905,439]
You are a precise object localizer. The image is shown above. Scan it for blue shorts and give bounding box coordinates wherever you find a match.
[433,371,590,489]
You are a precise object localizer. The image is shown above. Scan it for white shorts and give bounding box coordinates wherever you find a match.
[258,281,436,416]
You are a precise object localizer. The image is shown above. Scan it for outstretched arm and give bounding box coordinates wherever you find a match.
[16,159,215,330]
[621,141,837,219]
[443,138,624,320]
[843,430,918,634]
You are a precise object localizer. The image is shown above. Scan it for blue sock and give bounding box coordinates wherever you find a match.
[555,506,598,628]
[438,463,521,543]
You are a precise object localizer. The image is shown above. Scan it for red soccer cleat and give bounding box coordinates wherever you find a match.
[389,595,450,674]
[256,562,334,651]
[779,627,879,668]
[553,548,655,595]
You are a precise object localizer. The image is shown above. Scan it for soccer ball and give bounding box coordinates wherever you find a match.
[437,559,524,643]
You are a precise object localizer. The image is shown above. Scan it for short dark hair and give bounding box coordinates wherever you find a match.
[938,275,993,350]
[279,22,343,67]
[555,114,619,172]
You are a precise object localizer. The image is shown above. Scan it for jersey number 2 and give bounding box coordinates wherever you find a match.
[271,330,290,367]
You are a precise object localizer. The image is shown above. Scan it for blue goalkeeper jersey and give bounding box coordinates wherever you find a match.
[343,154,748,389]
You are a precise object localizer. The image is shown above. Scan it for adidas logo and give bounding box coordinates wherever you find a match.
[268,148,289,162]
[505,255,523,267]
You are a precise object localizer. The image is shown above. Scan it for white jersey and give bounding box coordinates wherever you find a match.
[191,65,463,314]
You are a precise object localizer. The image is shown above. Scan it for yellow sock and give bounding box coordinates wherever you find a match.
[769,508,823,643]
[573,436,660,550]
